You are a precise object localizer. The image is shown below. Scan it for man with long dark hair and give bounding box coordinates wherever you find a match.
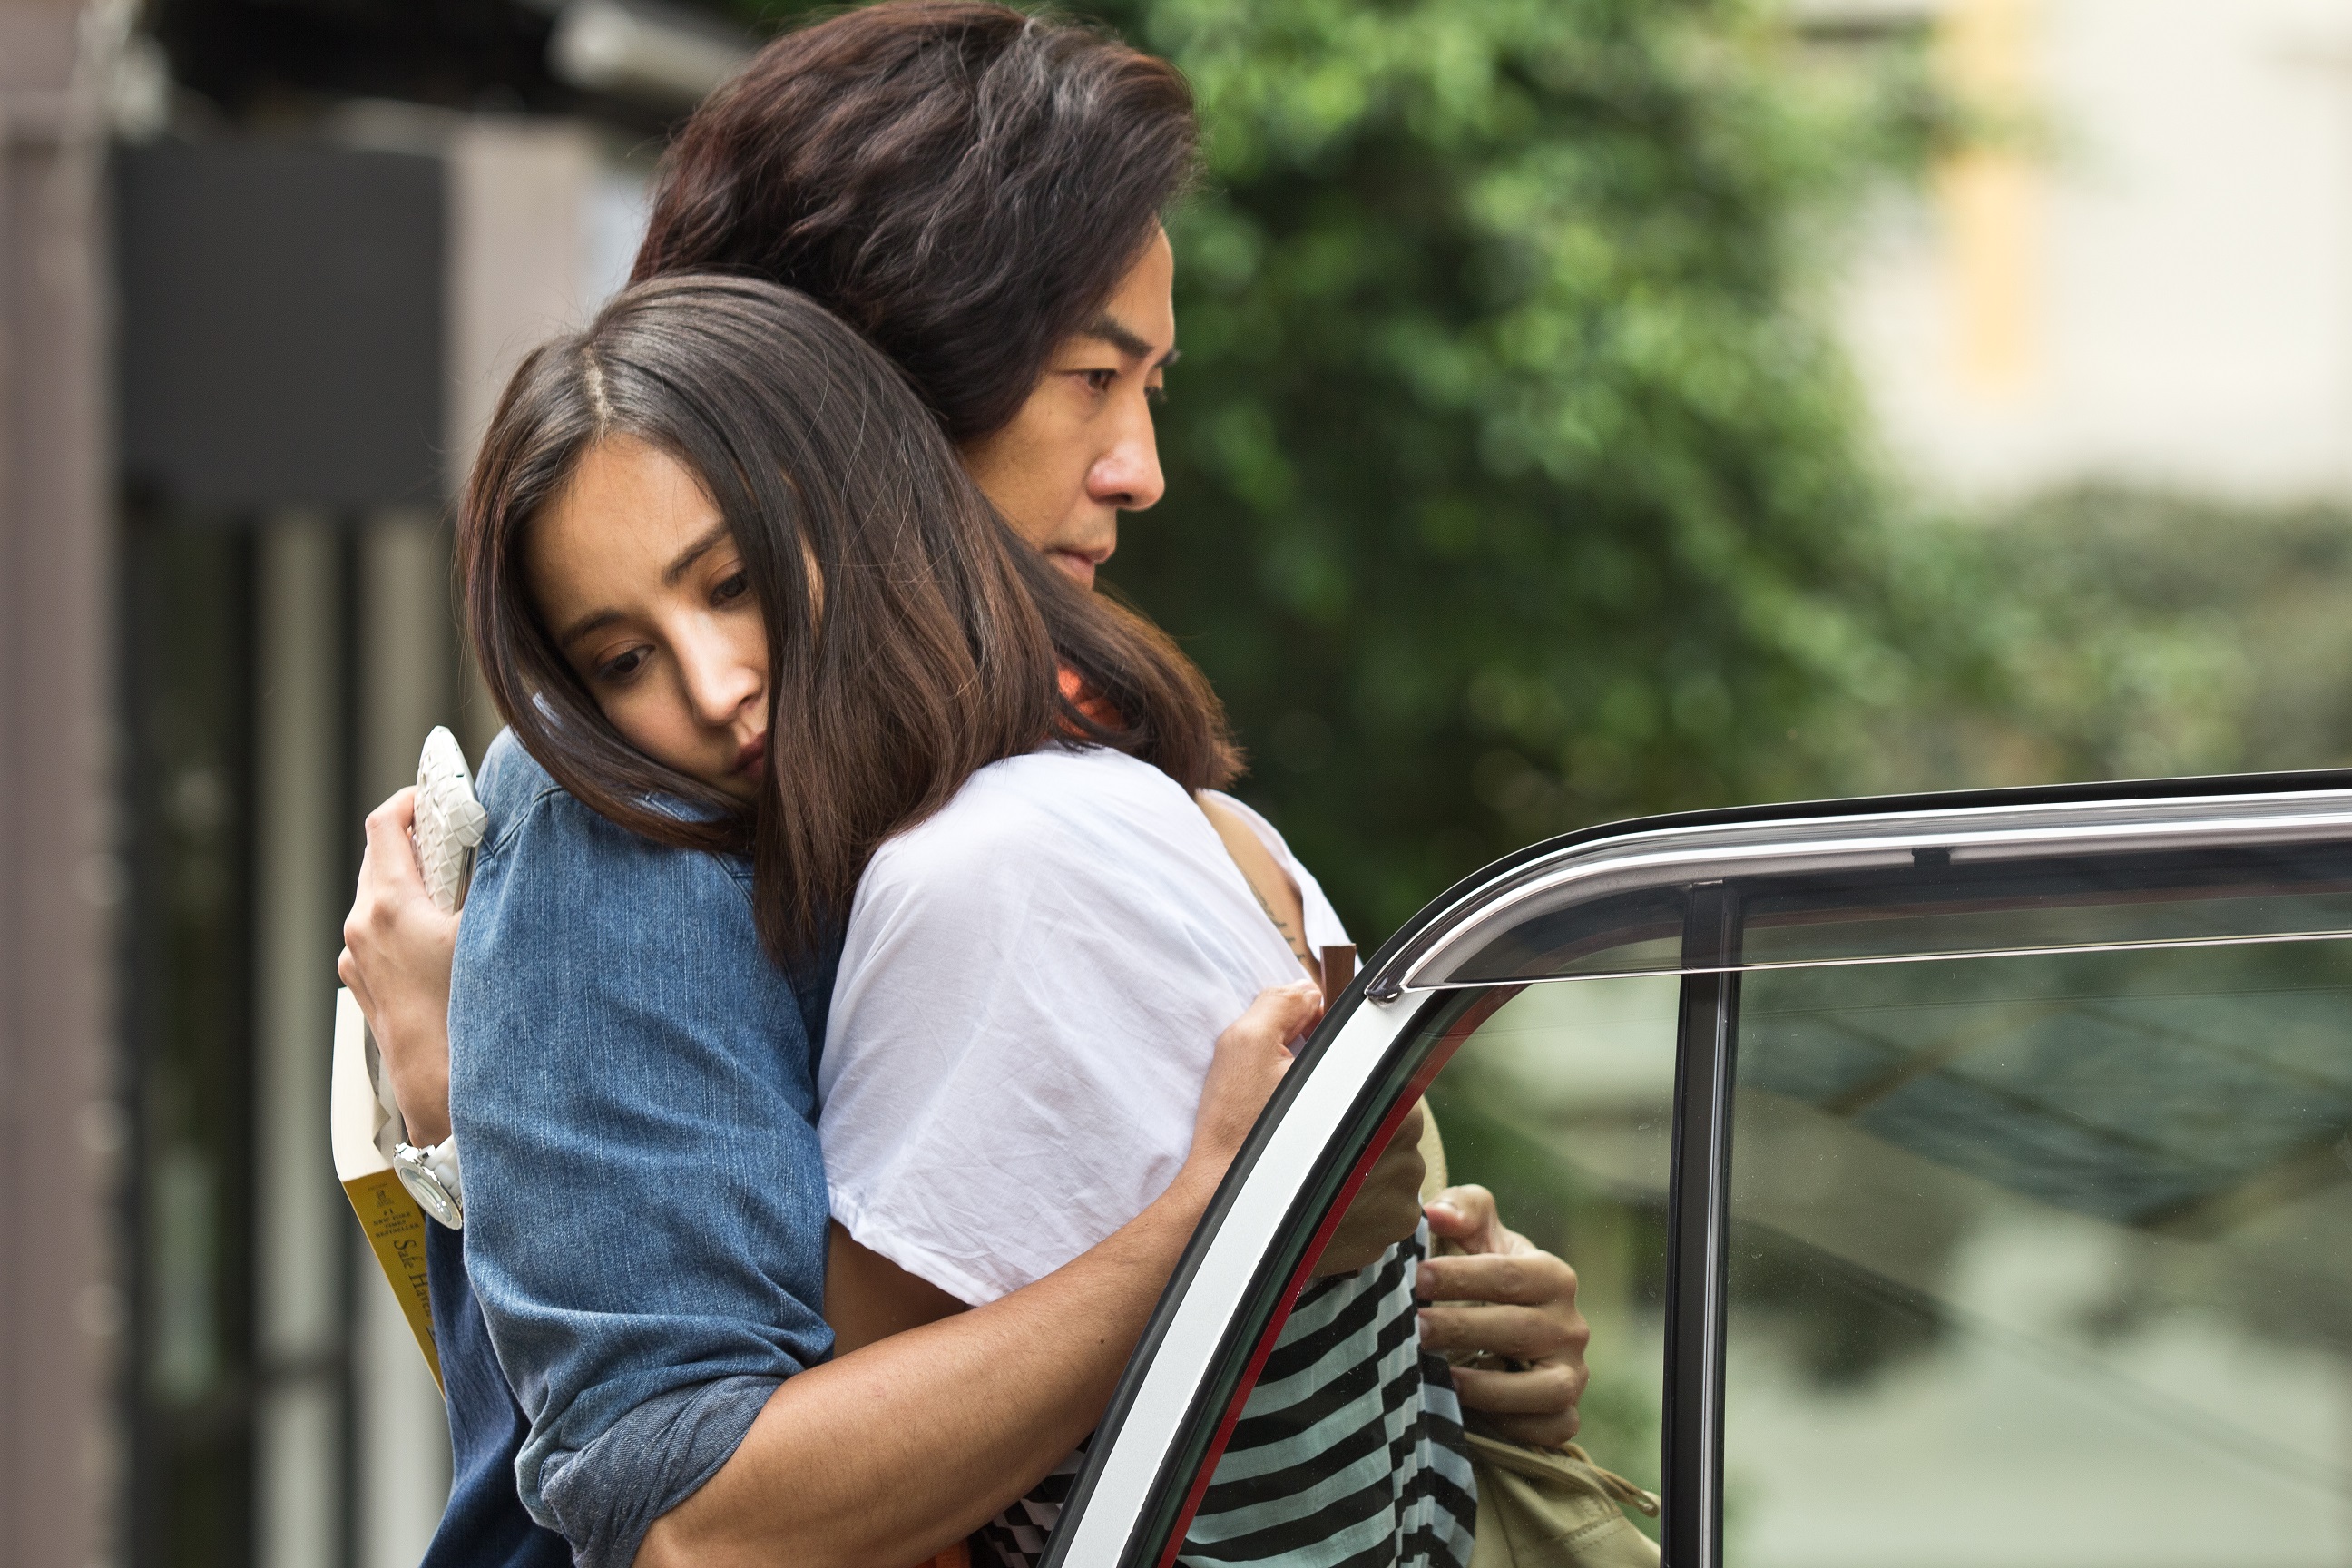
[342,6,1588,1565]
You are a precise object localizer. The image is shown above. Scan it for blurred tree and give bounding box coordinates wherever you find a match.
[1883,489,2352,792]
[1085,0,1949,934]
[729,0,1953,936]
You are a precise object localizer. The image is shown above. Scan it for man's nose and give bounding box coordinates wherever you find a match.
[1089,398,1166,513]
[676,626,762,726]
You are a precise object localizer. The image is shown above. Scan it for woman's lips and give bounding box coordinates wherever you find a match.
[735,735,768,779]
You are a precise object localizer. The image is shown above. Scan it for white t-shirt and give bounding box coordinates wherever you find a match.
[817,743,1348,1305]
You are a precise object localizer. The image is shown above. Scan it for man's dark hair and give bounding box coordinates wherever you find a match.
[632,1,1198,443]
[461,275,1237,961]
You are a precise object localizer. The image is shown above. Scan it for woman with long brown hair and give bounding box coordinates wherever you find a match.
[446,273,1326,1568]
[449,271,1486,1568]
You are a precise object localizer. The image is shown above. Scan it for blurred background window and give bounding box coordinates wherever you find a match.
[92,5,740,1565]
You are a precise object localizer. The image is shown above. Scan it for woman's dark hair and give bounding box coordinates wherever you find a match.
[462,275,1236,959]
[632,1,1197,442]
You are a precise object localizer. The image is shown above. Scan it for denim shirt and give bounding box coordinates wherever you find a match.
[423,1220,570,1568]
[450,730,838,1568]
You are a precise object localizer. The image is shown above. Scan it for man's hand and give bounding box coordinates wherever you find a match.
[338,787,460,1145]
[1417,1183,1590,1446]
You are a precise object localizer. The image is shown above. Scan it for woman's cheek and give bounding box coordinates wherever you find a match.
[604,692,675,767]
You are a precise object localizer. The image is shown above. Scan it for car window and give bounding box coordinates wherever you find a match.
[1738,847,2352,970]
[1066,785,2352,1568]
[1132,975,1679,1566]
[1724,934,2352,1566]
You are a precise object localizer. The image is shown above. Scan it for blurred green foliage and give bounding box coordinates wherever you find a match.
[720,0,1951,937]
[1878,489,2352,792]
[1088,0,1952,935]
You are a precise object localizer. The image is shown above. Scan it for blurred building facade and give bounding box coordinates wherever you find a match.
[1809,0,2352,505]
[0,3,728,1565]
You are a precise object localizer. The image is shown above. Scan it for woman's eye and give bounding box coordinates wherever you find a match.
[595,648,648,682]
[713,571,750,604]
[1080,368,1117,394]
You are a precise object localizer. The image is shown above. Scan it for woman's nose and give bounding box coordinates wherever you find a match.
[676,626,763,727]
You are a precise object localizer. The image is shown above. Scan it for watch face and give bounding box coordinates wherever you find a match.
[396,1157,464,1230]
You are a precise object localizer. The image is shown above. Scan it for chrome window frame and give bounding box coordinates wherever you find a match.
[1382,788,2352,995]
[1041,772,2352,1568]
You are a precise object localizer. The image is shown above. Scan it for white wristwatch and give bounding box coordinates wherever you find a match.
[393,1136,464,1230]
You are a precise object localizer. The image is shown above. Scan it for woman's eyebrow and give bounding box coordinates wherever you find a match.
[1082,312,1179,368]
[557,608,622,650]
[662,520,736,586]
[556,521,735,648]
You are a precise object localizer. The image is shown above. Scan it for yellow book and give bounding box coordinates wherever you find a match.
[326,728,485,1391]
[330,985,442,1390]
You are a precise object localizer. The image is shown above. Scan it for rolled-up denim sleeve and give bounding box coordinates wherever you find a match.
[449,735,832,1568]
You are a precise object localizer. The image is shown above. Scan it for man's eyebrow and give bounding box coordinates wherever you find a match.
[1082,313,1178,367]
[661,520,735,587]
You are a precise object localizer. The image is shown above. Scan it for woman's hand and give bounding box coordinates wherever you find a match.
[1184,981,1318,1171]
[1416,1183,1591,1447]
[338,787,461,1145]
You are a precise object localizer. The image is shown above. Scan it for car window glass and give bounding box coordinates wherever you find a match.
[1146,976,1677,1564]
[1429,886,1689,985]
[1426,977,1676,1502]
[1725,936,2352,1566]
[1740,849,2352,970]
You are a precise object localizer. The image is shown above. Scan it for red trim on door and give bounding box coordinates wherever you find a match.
[1150,986,1523,1567]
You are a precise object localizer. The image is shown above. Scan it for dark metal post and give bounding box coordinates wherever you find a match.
[1660,882,1740,1568]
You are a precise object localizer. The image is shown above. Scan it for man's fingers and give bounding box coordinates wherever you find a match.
[1416,1301,1581,1361]
[1249,980,1322,1046]
[1448,1358,1587,1421]
[1417,1249,1577,1307]
[1421,1182,1499,1250]
[1467,1405,1583,1448]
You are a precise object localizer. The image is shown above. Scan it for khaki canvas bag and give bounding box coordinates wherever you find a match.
[1463,1432,1661,1568]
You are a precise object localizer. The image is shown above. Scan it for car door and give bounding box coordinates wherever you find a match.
[1044,773,2352,1568]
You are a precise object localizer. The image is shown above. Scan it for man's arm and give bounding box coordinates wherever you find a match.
[638,983,1316,1568]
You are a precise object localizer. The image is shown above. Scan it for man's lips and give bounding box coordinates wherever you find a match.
[1049,547,1109,587]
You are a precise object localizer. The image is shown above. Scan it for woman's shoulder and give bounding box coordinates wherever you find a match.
[865,744,1193,885]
